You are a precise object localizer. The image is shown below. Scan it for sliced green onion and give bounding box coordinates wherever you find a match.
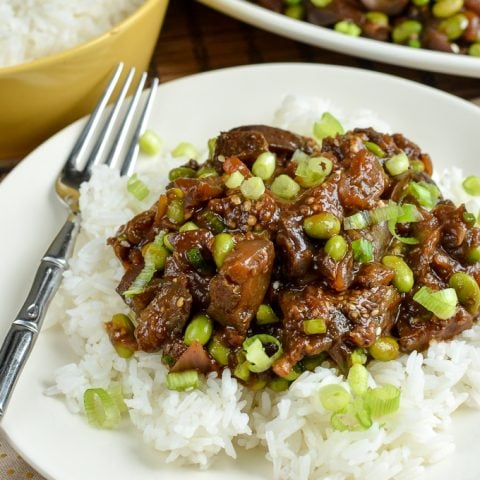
[168,167,197,181]
[124,233,166,297]
[83,388,122,429]
[166,198,185,224]
[139,129,162,156]
[240,176,265,200]
[364,141,386,158]
[268,377,290,392]
[171,142,199,160]
[166,370,200,391]
[318,384,351,412]
[179,221,199,232]
[302,353,327,371]
[127,174,150,201]
[352,397,373,428]
[364,384,401,417]
[283,363,303,381]
[344,203,403,230]
[252,151,276,180]
[243,334,283,373]
[313,112,344,140]
[185,247,209,273]
[387,204,422,245]
[208,137,217,158]
[225,171,245,189]
[199,210,226,234]
[350,348,367,365]
[385,151,409,176]
[347,364,368,396]
[407,181,440,209]
[463,176,480,196]
[256,304,279,325]
[197,166,218,178]
[107,385,128,414]
[351,238,374,263]
[270,174,301,200]
[413,286,458,320]
[303,318,327,335]
[233,360,251,382]
[295,153,333,187]
[208,337,230,366]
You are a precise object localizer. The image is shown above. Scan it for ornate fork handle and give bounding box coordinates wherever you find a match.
[0,214,80,417]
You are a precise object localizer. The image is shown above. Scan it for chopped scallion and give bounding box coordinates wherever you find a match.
[252,151,276,180]
[240,176,265,200]
[127,174,150,201]
[270,174,301,200]
[179,221,199,232]
[344,203,403,230]
[166,370,200,391]
[303,318,327,335]
[364,384,401,417]
[256,304,279,325]
[313,112,344,141]
[225,171,245,189]
[171,142,199,160]
[318,384,351,413]
[364,141,386,158]
[243,334,283,373]
[83,388,122,429]
[351,238,374,263]
[347,364,368,396]
[407,181,440,209]
[413,286,458,320]
[139,129,162,156]
[385,151,409,176]
[295,153,333,187]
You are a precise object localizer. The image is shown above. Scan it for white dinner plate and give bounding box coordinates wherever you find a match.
[198,0,480,78]
[1,63,480,480]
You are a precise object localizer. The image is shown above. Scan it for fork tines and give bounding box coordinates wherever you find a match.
[65,63,159,179]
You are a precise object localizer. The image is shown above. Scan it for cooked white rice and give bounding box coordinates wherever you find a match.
[0,0,144,68]
[46,96,480,479]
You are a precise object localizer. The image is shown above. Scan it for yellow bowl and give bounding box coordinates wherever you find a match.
[0,0,169,167]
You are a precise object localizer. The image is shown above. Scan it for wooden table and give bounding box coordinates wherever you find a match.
[2,1,480,478]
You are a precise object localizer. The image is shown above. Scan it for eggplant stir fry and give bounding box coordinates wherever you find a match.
[255,0,480,56]
[107,117,480,392]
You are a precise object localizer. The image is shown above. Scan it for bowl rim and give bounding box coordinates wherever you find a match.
[0,0,167,76]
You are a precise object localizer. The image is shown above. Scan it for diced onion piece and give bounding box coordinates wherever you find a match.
[385,151,409,176]
[240,176,265,200]
[318,384,351,412]
[243,334,283,373]
[347,364,368,396]
[171,142,199,160]
[351,238,374,263]
[83,388,122,429]
[303,318,327,335]
[270,174,300,200]
[313,112,344,140]
[413,286,458,320]
[127,173,150,201]
[225,171,245,189]
[139,129,162,155]
[252,151,276,180]
[364,384,401,417]
[256,304,279,325]
[463,175,480,196]
[166,370,200,391]
[407,181,440,209]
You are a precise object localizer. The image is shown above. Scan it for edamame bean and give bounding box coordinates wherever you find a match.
[449,272,480,314]
[382,255,414,293]
[432,0,464,18]
[213,232,235,268]
[368,336,400,361]
[324,235,348,261]
[467,245,480,263]
[184,314,213,346]
[303,212,341,239]
[438,13,468,40]
[392,20,422,44]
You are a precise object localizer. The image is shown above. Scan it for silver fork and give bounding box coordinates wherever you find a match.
[0,63,159,418]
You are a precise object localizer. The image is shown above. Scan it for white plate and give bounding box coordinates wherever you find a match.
[1,63,480,480]
[198,0,480,78]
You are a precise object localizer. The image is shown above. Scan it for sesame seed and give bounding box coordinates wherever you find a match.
[247,215,257,226]
[243,200,252,212]
[306,197,315,205]
[372,309,379,317]
[176,297,184,308]
[231,195,241,205]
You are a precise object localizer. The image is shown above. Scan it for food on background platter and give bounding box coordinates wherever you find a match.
[48,97,480,479]
[254,0,480,57]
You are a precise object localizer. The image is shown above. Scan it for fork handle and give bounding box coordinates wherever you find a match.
[0,214,80,418]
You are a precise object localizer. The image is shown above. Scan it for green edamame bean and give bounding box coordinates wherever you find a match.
[467,246,480,263]
[213,233,235,268]
[184,314,213,346]
[438,13,468,40]
[392,20,422,44]
[324,235,348,261]
[334,20,362,36]
[368,336,400,361]
[469,43,480,57]
[365,11,389,27]
[382,255,414,293]
[449,272,480,314]
[303,212,341,239]
[432,0,464,18]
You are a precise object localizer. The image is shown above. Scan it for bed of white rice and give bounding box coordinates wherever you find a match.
[45,96,480,479]
[0,0,144,68]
